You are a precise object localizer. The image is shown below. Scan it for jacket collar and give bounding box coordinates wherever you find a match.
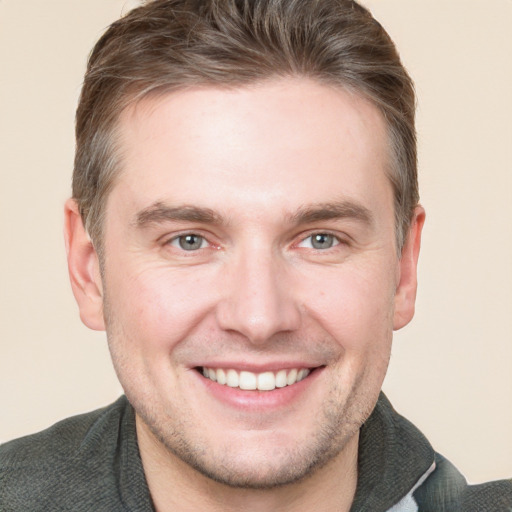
[350,393,435,512]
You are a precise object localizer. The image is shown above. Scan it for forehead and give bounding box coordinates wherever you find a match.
[111,79,392,222]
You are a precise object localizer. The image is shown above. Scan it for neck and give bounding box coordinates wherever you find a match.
[136,416,359,512]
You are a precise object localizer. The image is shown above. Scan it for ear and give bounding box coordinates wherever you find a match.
[393,206,426,330]
[64,199,105,331]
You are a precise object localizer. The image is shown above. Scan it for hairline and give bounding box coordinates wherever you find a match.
[84,76,410,260]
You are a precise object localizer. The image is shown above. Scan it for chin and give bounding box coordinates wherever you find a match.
[165,436,348,490]
[134,394,364,490]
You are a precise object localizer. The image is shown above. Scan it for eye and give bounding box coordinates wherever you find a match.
[169,234,208,251]
[298,233,340,250]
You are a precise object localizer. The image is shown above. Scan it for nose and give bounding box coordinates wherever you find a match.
[215,249,301,345]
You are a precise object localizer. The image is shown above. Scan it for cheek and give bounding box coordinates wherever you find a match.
[301,264,396,351]
[105,263,219,351]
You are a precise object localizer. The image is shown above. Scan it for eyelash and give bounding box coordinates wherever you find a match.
[166,233,210,251]
[297,232,342,250]
[163,230,346,254]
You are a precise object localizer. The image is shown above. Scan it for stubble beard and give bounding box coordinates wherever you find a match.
[102,290,385,490]
[127,368,378,490]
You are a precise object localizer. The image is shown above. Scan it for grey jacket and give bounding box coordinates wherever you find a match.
[1,394,511,511]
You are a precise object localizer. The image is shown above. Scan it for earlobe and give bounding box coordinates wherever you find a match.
[393,206,426,330]
[64,199,105,331]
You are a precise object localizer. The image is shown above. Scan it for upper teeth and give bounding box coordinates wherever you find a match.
[202,367,311,391]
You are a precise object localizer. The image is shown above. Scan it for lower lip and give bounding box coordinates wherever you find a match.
[194,368,324,412]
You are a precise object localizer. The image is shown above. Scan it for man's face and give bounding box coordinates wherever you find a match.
[85,79,420,487]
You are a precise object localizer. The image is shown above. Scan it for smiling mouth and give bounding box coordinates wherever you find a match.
[198,366,319,391]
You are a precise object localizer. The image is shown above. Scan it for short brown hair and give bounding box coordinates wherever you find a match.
[73,0,418,251]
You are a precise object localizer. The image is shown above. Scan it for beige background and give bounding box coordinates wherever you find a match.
[1,0,510,484]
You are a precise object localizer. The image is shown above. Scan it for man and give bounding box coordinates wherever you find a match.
[1,0,510,510]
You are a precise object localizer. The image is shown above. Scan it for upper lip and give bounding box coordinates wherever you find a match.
[192,361,324,372]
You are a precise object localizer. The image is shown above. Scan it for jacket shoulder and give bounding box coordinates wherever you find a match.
[1,405,109,466]
[414,453,512,512]
[0,397,131,511]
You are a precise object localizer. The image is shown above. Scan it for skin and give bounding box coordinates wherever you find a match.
[65,78,424,512]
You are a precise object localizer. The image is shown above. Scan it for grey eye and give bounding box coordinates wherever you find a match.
[310,233,336,249]
[173,234,206,251]
[297,233,340,250]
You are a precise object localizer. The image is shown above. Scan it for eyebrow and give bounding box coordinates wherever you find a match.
[135,202,224,227]
[289,201,374,227]
[134,199,373,229]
